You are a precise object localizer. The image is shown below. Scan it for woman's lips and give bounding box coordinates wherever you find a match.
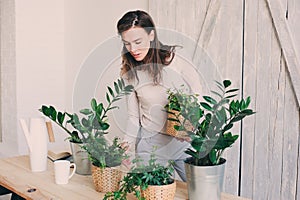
[132,53,140,58]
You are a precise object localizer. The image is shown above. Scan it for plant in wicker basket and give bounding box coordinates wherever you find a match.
[41,78,133,191]
[70,80,133,192]
[104,151,176,200]
[164,86,199,138]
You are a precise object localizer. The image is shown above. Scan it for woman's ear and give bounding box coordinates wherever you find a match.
[149,30,155,41]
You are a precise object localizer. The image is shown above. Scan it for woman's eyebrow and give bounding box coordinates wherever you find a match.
[122,38,142,43]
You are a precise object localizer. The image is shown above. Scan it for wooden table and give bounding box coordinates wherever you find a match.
[0,156,250,200]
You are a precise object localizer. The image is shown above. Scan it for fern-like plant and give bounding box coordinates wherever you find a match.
[104,151,175,200]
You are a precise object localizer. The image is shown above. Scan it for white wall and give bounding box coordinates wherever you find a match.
[0,1,148,157]
[0,0,18,157]
[64,1,149,140]
[15,0,67,155]
[64,0,149,110]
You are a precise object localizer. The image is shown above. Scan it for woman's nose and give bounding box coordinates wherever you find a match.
[131,43,138,52]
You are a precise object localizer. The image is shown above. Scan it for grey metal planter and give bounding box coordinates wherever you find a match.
[184,158,226,200]
[70,141,92,175]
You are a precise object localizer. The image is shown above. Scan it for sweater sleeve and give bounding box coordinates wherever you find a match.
[122,77,140,153]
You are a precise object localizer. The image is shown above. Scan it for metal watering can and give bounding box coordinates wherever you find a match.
[20,117,48,172]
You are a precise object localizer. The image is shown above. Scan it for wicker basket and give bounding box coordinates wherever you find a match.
[166,110,193,138]
[141,181,176,200]
[91,165,122,193]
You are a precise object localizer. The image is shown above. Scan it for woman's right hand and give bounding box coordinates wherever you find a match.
[120,141,129,151]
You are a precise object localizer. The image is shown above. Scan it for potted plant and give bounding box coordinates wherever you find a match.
[104,150,176,200]
[166,80,255,200]
[71,96,131,193]
[39,78,133,176]
[164,86,198,138]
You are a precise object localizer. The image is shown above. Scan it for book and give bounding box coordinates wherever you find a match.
[47,149,72,162]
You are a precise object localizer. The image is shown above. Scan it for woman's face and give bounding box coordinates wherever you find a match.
[121,27,154,61]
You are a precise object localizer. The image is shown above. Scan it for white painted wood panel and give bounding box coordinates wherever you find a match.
[150,0,300,199]
[265,36,285,200]
[251,1,274,199]
[266,0,300,108]
[203,0,243,195]
[242,0,259,197]
[288,0,300,60]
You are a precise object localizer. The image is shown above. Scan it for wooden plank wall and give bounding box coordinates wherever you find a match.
[149,0,300,199]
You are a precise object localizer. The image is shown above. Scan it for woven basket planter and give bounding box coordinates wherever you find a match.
[141,181,176,200]
[166,110,193,138]
[91,165,122,193]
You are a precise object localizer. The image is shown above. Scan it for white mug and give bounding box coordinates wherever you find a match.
[54,160,76,184]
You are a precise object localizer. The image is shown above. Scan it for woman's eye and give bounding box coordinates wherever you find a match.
[135,41,141,44]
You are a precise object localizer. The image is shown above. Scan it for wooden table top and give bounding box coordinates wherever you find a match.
[0,155,250,200]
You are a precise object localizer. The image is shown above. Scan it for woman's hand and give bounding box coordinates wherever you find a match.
[120,140,132,170]
[120,141,129,151]
[176,136,191,142]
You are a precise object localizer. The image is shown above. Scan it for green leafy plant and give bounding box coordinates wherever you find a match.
[41,78,133,168]
[165,86,201,129]
[39,78,133,144]
[104,151,175,200]
[82,136,127,168]
[39,106,81,142]
[167,80,255,166]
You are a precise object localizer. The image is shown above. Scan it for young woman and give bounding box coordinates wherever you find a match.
[117,10,198,182]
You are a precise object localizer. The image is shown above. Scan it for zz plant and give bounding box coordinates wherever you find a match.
[39,107,80,143]
[167,80,255,166]
[39,79,134,168]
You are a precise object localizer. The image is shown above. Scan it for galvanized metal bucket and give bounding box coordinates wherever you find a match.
[70,142,92,175]
[184,158,226,200]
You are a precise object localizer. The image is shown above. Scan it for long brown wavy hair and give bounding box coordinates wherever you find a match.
[117,10,177,84]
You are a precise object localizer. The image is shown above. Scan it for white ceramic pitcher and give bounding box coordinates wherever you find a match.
[20,117,48,172]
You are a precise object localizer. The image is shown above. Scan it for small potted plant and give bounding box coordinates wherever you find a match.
[104,150,176,200]
[164,86,198,138]
[166,80,255,200]
[39,78,133,176]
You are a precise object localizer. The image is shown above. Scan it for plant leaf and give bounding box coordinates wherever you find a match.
[223,123,233,132]
[114,82,120,94]
[41,105,51,117]
[245,96,251,107]
[226,94,238,99]
[200,102,213,111]
[91,98,97,111]
[124,85,134,91]
[118,79,123,90]
[49,106,57,120]
[57,112,65,124]
[209,150,217,164]
[108,86,114,97]
[106,93,110,103]
[225,88,239,93]
[80,109,92,115]
[223,80,231,88]
[203,96,217,105]
[191,137,204,152]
